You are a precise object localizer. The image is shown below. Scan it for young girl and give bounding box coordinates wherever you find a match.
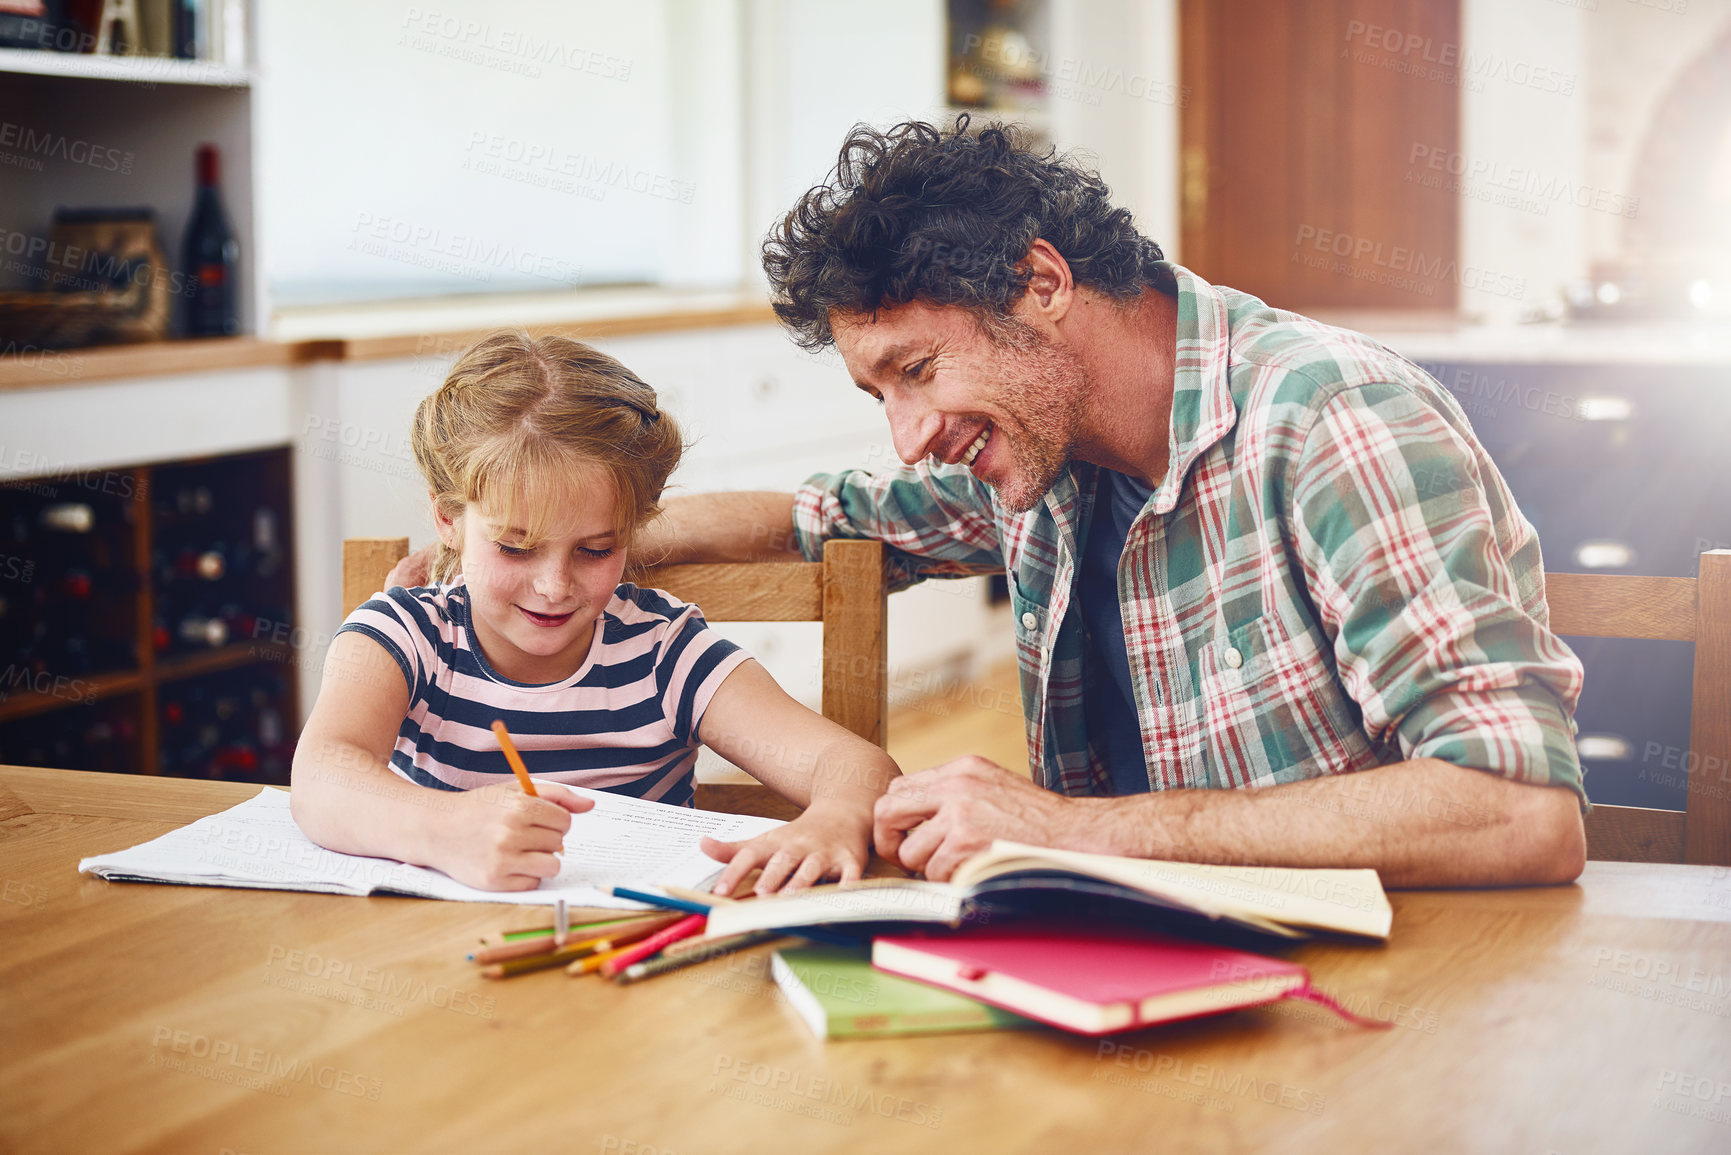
[291,331,899,896]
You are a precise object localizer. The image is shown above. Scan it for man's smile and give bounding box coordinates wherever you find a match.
[961,423,993,467]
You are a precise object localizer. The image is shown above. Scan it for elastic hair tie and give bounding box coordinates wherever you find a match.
[606,397,660,423]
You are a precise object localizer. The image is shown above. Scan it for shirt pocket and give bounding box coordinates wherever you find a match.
[1197,612,1376,788]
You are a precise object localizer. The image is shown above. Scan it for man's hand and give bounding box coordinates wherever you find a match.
[385,543,439,589]
[873,756,1096,881]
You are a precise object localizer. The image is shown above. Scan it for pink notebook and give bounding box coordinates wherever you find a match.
[873,927,1380,1036]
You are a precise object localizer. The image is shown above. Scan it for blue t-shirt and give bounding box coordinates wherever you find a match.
[1079,469,1155,794]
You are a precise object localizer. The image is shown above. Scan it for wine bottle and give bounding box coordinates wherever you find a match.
[172,0,197,60]
[39,502,94,534]
[182,144,240,337]
[177,613,229,648]
[252,507,281,578]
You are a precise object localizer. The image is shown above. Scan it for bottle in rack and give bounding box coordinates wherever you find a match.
[181,143,240,337]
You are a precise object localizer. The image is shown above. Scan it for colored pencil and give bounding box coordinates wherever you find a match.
[469,936,580,966]
[660,883,741,906]
[611,931,782,984]
[566,941,642,976]
[610,887,864,947]
[598,914,707,978]
[610,886,712,915]
[490,720,537,796]
[481,915,642,946]
[467,914,681,964]
[476,914,682,976]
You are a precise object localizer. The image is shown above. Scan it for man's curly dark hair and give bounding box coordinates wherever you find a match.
[761,116,1168,352]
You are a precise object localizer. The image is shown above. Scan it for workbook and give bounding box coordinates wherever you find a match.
[78,784,783,908]
[705,840,1393,941]
[772,946,1036,1040]
[872,927,1316,1036]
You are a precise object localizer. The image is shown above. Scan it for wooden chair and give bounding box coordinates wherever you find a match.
[1547,549,1731,866]
[340,537,889,821]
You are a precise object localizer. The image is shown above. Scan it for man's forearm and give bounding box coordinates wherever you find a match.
[1085,758,1586,887]
[638,492,801,565]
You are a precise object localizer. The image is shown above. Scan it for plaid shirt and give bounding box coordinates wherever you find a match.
[792,263,1587,804]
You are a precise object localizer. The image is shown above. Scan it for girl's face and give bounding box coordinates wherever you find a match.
[435,472,629,684]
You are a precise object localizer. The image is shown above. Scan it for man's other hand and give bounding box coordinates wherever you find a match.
[386,543,439,589]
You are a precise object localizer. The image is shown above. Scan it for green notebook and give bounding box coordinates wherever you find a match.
[771,946,1035,1040]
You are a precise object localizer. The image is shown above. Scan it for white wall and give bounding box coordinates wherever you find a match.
[1581,0,1731,272]
[1458,0,1588,324]
[256,0,950,309]
[1048,0,1180,256]
[1458,0,1731,321]
[256,0,689,304]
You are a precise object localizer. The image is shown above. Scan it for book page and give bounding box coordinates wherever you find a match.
[957,842,1393,939]
[704,879,964,938]
[79,784,785,908]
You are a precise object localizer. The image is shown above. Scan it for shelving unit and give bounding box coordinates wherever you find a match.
[0,44,247,85]
[0,446,299,781]
[0,4,261,338]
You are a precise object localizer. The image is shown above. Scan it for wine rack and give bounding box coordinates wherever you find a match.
[0,446,298,781]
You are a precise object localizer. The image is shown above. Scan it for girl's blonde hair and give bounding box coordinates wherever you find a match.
[411,330,684,583]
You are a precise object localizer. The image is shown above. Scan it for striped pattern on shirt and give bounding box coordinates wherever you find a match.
[335,582,750,806]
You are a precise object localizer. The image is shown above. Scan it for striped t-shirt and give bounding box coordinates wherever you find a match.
[335,582,750,806]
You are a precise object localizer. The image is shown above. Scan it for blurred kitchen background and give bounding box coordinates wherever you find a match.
[1,0,1726,808]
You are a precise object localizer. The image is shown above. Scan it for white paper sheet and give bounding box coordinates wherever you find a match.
[79,784,785,908]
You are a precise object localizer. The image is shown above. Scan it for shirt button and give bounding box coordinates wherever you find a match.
[1223,646,1243,669]
[1021,611,1039,631]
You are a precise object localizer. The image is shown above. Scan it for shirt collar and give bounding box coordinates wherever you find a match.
[1041,262,1240,534]
[1148,261,1240,516]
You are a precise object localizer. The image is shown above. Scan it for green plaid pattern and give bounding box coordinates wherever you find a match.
[793,263,1586,804]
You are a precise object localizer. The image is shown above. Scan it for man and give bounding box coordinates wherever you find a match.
[397,118,1589,888]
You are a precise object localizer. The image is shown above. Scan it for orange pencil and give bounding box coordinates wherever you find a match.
[491,719,537,797]
[566,942,641,976]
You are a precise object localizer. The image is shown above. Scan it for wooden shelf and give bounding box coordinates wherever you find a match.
[0,46,249,86]
[0,638,293,725]
[0,303,778,392]
[337,302,780,361]
[0,667,147,723]
[157,641,294,685]
[0,338,338,393]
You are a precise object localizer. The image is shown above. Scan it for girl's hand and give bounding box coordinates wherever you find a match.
[426,781,594,891]
[700,804,871,897]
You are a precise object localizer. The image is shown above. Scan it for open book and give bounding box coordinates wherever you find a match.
[706,840,1393,941]
[78,784,783,908]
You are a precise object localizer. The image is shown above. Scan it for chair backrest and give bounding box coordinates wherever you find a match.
[1545,549,1731,866]
[339,537,890,818]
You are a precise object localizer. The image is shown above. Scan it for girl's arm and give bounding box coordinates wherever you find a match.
[290,631,591,891]
[694,659,901,895]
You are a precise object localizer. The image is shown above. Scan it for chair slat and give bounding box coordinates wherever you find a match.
[1583,804,1685,863]
[820,540,890,747]
[342,538,409,619]
[1684,551,1731,865]
[643,562,822,621]
[1545,573,1696,641]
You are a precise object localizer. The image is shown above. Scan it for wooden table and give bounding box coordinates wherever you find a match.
[4,765,1730,1155]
